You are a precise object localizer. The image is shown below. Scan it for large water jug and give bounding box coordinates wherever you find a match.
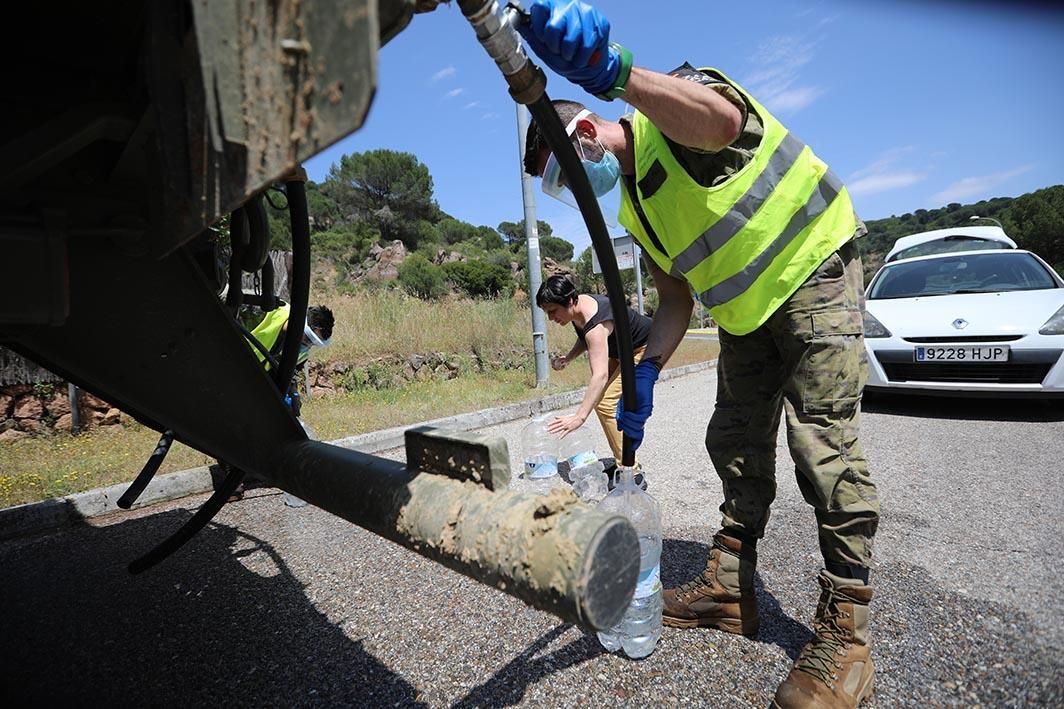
[520,414,558,479]
[559,424,598,472]
[596,466,663,658]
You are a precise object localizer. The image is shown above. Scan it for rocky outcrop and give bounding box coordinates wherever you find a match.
[0,345,537,438]
[352,240,408,282]
[431,249,464,266]
[0,384,126,438]
[305,346,530,396]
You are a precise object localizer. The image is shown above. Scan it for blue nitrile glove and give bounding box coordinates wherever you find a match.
[517,0,627,97]
[616,359,661,452]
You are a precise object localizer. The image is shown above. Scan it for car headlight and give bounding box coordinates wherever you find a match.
[863,310,892,338]
[1040,303,1064,335]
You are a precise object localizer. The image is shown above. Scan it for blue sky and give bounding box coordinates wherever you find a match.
[304,0,1064,255]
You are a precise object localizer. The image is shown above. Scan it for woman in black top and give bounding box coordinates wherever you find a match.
[536,275,652,463]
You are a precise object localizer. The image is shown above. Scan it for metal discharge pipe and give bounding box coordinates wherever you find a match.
[272,438,639,630]
[458,0,639,466]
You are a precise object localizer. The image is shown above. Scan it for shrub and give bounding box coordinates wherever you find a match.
[539,235,574,262]
[442,259,514,298]
[398,254,447,300]
[311,223,379,263]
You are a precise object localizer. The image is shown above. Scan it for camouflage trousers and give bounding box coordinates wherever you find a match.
[707,240,880,569]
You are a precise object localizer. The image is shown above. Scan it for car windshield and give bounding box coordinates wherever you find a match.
[888,235,1012,262]
[868,252,1058,300]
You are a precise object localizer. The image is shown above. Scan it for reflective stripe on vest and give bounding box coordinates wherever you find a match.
[700,168,844,308]
[617,68,856,335]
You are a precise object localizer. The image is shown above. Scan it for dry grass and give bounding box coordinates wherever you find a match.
[318,290,530,362]
[1,289,719,508]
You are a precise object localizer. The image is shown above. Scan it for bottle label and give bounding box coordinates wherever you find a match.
[566,450,598,469]
[525,459,557,479]
[634,563,661,598]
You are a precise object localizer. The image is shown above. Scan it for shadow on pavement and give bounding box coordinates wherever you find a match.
[661,538,810,660]
[0,509,424,706]
[863,391,1064,422]
[451,623,604,708]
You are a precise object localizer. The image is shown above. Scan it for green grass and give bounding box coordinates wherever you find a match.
[0,289,719,508]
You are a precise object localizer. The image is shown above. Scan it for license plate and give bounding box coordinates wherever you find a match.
[914,345,1010,362]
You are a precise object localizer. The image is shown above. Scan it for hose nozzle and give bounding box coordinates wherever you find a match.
[459,0,545,104]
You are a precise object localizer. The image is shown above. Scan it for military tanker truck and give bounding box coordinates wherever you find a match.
[0,0,638,631]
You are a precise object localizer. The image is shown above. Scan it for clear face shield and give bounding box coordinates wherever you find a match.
[539,109,621,225]
[303,321,331,348]
[299,321,331,361]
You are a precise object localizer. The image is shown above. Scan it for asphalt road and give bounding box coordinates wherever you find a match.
[2,368,1062,707]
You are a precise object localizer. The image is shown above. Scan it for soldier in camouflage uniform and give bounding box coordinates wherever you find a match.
[517,1,880,706]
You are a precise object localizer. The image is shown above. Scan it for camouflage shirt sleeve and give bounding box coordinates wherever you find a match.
[658,63,765,187]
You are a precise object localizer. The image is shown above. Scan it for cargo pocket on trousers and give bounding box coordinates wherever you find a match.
[800,309,864,414]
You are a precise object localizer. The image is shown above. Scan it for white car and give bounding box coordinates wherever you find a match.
[862,226,1064,397]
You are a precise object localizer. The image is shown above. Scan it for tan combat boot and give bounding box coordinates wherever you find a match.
[662,531,759,636]
[772,571,874,708]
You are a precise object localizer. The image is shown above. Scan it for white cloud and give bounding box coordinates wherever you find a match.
[481,112,500,120]
[849,146,917,179]
[849,172,927,196]
[742,35,825,115]
[464,101,481,109]
[443,88,464,99]
[847,147,928,195]
[931,165,1035,204]
[766,86,826,113]
[431,66,456,82]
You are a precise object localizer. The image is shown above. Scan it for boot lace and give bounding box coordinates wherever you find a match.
[676,551,722,595]
[794,588,849,687]
[677,572,713,595]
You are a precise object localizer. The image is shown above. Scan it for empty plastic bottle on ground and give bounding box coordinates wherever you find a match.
[596,466,662,658]
[520,415,558,479]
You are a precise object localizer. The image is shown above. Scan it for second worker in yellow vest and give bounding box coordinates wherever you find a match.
[518,2,880,707]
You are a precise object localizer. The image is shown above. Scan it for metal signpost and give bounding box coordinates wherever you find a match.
[591,234,644,314]
[516,104,549,387]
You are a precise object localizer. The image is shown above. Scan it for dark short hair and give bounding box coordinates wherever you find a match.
[536,275,578,308]
[523,99,591,176]
[307,305,334,341]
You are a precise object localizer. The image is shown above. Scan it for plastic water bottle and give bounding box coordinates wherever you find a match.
[570,459,608,502]
[521,415,558,479]
[283,420,316,508]
[596,466,663,658]
[560,425,598,472]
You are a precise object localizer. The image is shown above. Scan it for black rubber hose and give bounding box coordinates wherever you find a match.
[225,208,248,315]
[241,194,271,272]
[261,255,277,312]
[526,98,638,467]
[272,180,311,395]
[127,465,246,574]
[235,321,280,371]
[117,430,174,509]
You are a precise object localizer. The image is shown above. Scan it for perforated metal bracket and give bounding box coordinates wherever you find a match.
[404,426,511,491]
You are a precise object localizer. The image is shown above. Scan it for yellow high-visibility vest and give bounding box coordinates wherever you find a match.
[618,68,857,335]
[248,303,290,371]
